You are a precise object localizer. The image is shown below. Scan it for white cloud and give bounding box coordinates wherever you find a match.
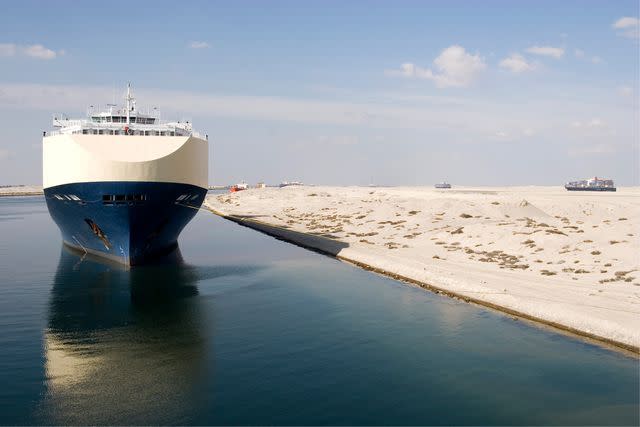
[499,53,535,73]
[613,16,639,29]
[0,43,17,57]
[0,149,9,160]
[613,16,640,39]
[393,63,418,78]
[0,43,59,59]
[568,143,616,156]
[388,45,486,88]
[494,128,535,140]
[0,82,542,136]
[618,86,634,97]
[525,46,564,58]
[189,41,209,49]
[574,49,603,64]
[587,118,606,128]
[2,82,633,157]
[316,135,359,145]
[571,118,607,129]
[23,44,56,59]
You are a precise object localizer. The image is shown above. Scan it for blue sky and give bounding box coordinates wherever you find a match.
[0,0,638,185]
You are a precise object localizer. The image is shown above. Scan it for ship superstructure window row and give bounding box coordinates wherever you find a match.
[91,116,156,125]
[78,129,177,136]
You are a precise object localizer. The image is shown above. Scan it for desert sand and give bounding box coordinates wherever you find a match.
[0,185,43,197]
[206,186,640,352]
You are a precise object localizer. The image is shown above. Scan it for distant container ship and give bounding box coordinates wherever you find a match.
[43,84,209,265]
[565,177,616,192]
[435,182,451,189]
[279,181,304,188]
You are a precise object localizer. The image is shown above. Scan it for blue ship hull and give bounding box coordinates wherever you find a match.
[565,186,616,192]
[44,181,206,265]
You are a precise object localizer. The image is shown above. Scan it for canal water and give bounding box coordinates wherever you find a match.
[0,196,638,425]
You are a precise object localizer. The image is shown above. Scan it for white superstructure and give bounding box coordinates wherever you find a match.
[43,84,208,189]
[49,84,202,139]
[43,134,208,189]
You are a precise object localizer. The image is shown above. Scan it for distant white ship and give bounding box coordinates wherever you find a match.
[435,182,451,189]
[43,84,209,265]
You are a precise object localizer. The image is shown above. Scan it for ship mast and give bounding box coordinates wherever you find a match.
[125,82,132,125]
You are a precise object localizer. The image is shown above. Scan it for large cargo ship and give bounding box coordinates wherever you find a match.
[565,177,616,192]
[43,84,208,265]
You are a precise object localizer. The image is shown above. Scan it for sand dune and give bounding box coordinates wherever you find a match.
[206,186,640,352]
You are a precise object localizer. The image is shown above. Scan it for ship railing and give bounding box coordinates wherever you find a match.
[51,119,192,130]
[47,115,203,137]
[46,127,206,138]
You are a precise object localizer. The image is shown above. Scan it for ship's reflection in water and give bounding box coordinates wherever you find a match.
[39,246,209,425]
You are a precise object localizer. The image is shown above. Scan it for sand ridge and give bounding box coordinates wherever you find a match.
[0,185,43,197]
[206,186,640,352]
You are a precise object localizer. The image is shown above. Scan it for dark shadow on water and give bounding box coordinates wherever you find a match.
[49,245,200,329]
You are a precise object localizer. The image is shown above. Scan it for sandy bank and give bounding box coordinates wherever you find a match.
[0,185,43,197]
[205,186,640,353]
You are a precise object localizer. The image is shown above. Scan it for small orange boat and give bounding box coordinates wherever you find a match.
[230,182,248,193]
